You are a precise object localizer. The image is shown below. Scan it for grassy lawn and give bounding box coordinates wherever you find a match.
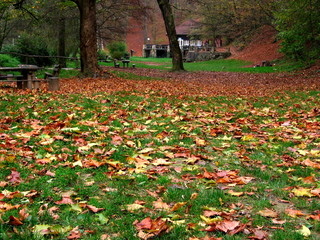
[0,89,319,239]
[99,57,301,74]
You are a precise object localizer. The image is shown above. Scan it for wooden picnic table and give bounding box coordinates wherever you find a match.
[122,59,130,68]
[0,65,42,89]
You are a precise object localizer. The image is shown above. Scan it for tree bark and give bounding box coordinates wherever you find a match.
[157,0,184,71]
[72,0,100,77]
[58,15,67,68]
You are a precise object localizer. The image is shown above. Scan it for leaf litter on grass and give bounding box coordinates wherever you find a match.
[0,85,319,239]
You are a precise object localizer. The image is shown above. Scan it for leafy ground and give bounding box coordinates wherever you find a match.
[0,65,319,240]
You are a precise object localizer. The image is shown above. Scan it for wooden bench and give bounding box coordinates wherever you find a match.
[114,60,120,68]
[33,65,61,91]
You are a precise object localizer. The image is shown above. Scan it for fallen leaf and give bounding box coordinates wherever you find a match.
[9,215,23,226]
[7,170,21,185]
[292,187,314,197]
[285,209,305,218]
[227,190,244,196]
[272,219,286,224]
[296,225,311,237]
[87,205,104,213]
[170,202,187,212]
[258,208,278,218]
[55,196,74,205]
[153,198,170,211]
[67,227,82,239]
[126,203,145,212]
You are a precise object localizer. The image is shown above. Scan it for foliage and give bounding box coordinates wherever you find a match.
[0,88,319,239]
[7,34,54,67]
[0,53,20,67]
[274,0,320,61]
[107,41,128,60]
[193,0,276,41]
[97,49,108,60]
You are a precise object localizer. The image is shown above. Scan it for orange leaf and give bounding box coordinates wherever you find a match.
[134,217,153,230]
[285,209,305,218]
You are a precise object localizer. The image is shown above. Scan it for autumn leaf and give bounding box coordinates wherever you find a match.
[292,187,314,197]
[9,215,23,226]
[227,190,244,196]
[296,225,311,237]
[258,208,278,218]
[7,170,21,185]
[67,227,82,239]
[285,209,305,218]
[153,198,170,211]
[126,203,145,212]
[170,202,187,212]
[134,217,169,240]
[55,196,74,205]
[87,205,104,213]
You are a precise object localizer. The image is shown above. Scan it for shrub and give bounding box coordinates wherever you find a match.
[6,34,54,67]
[107,41,128,59]
[0,54,20,67]
[97,50,108,60]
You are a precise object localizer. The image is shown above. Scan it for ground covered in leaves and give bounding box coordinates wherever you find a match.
[57,65,320,97]
[0,69,319,240]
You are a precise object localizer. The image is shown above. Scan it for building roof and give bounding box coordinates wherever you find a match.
[176,19,200,36]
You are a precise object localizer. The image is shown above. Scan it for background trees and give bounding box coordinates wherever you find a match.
[0,0,319,75]
[274,0,320,61]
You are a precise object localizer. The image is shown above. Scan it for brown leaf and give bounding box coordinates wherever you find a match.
[215,220,240,233]
[258,208,278,218]
[48,206,60,220]
[18,208,29,221]
[55,196,74,205]
[152,198,170,211]
[9,215,23,226]
[67,227,82,239]
[249,229,269,239]
[87,205,105,213]
[135,217,153,230]
[7,170,21,185]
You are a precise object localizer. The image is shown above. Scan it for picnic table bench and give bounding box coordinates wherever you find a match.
[0,64,61,91]
[113,59,135,68]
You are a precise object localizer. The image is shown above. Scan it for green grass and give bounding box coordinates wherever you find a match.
[0,90,319,239]
[101,57,302,73]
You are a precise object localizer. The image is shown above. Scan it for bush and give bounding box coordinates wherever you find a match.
[107,41,128,59]
[97,50,108,60]
[5,34,54,67]
[0,54,20,67]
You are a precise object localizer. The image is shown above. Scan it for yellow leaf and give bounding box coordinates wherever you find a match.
[200,215,222,225]
[227,190,244,196]
[126,203,145,212]
[296,225,311,237]
[292,188,314,197]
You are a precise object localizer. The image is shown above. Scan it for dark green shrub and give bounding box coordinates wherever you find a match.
[0,54,20,67]
[6,34,54,67]
[107,41,128,60]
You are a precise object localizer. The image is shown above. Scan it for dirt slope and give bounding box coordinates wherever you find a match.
[230,25,284,65]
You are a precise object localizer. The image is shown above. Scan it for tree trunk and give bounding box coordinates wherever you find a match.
[58,15,67,68]
[157,0,184,71]
[73,0,100,76]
